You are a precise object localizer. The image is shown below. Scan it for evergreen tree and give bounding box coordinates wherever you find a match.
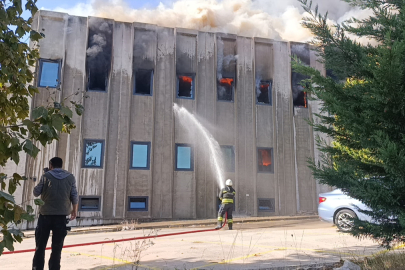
[294,0,405,247]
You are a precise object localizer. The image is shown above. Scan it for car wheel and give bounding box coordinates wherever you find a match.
[335,209,357,232]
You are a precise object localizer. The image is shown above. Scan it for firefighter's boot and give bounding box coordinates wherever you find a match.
[228,223,233,230]
[215,221,222,229]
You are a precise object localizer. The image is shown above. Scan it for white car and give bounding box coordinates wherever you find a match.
[318,189,373,231]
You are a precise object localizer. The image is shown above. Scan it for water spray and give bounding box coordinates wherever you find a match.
[173,104,225,189]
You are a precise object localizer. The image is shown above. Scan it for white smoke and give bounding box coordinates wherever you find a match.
[52,0,370,42]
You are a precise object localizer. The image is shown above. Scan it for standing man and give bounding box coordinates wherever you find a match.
[215,179,236,230]
[32,157,78,270]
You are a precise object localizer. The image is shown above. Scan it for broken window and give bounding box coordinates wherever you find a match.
[177,74,195,99]
[258,198,275,212]
[131,142,150,169]
[176,144,193,171]
[86,19,113,91]
[134,69,153,95]
[221,145,235,172]
[82,139,104,168]
[294,90,307,108]
[257,80,272,105]
[79,196,101,211]
[128,196,148,211]
[291,43,310,108]
[217,77,234,101]
[257,148,274,173]
[38,59,61,88]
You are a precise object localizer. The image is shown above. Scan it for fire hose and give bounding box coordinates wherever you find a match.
[2,214,227,255]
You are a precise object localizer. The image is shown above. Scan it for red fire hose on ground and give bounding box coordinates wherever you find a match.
[2,214,227,255]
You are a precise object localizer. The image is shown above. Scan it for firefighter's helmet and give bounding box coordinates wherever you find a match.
[225,179,233,186]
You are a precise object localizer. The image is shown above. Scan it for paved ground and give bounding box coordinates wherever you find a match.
[0,219,387,269]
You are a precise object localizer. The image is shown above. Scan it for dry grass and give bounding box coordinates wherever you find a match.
[355,252,405,270]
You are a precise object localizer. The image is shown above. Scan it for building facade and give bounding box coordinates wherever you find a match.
[9,10,331,227]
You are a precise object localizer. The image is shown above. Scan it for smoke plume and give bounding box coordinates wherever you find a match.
[52,0,370,43]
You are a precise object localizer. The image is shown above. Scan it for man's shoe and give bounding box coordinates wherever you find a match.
[228,224,233,230]
[215,221,222,229]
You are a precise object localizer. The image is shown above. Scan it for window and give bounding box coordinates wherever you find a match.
[257,80,272,105]
[175,144,193,171]
[177,74,195,99]
[257,148,274,173]
[79,196,101,211]
[130,142,150,169]
[38,59,61,88]
[134,69,153,95]
[221,145,235,172]
[294,90,307,108]
[86,19,113,92]
[217,77,234,101]
[258,198,275,212]
[82,140,104,168]
[128,196,148,211]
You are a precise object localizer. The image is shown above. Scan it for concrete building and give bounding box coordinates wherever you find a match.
[11,10,331,227]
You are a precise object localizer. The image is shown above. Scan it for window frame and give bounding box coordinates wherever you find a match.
[133,69,154,96]
[175,143,194,171]
[82,139,105,169]
[176,73,196,100]
[256,80,273,106]
[257,147,274,173]
[217,77,235,102]
[79,196,101,211]
[130,141,151,170]
[258,198,275,212]
[37,59,62,88]
[220,145,235,172]
[127,196,149,212]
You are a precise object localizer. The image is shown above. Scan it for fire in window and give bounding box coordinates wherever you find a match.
[177,74,195,99]
[134,69,153,95]
[257,148,273,173]
[218,77,234,101]
[257,80,272,105]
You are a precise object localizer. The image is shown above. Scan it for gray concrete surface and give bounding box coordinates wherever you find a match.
[0,219,387,270]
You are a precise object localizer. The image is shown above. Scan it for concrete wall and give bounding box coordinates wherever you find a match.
[16,11,328,227]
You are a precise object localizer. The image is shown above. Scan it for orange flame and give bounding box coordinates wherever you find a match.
[260,84,270,91]
[259,149,272,167]
[220,78,234,86]
[179,76,193,83]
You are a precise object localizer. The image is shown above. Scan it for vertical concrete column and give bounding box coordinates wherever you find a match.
[273,41,297,215]
[254,39,277,216]
[103,22,133,219]
[79,17,114,221]
[56,14,88,198]
[127,24,157,219]
[23,11,68,228]
[236,37,256,216]
[215,34,237,214]
[152,27,175,218]
[291,43,317,214]
[195,32,216,218]
[173,29,197,219]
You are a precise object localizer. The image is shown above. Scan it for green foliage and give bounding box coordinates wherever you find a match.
[295,0,405,247]
[0,0,85,255]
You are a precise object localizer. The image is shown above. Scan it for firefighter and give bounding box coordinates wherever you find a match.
[215,179,235,230]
